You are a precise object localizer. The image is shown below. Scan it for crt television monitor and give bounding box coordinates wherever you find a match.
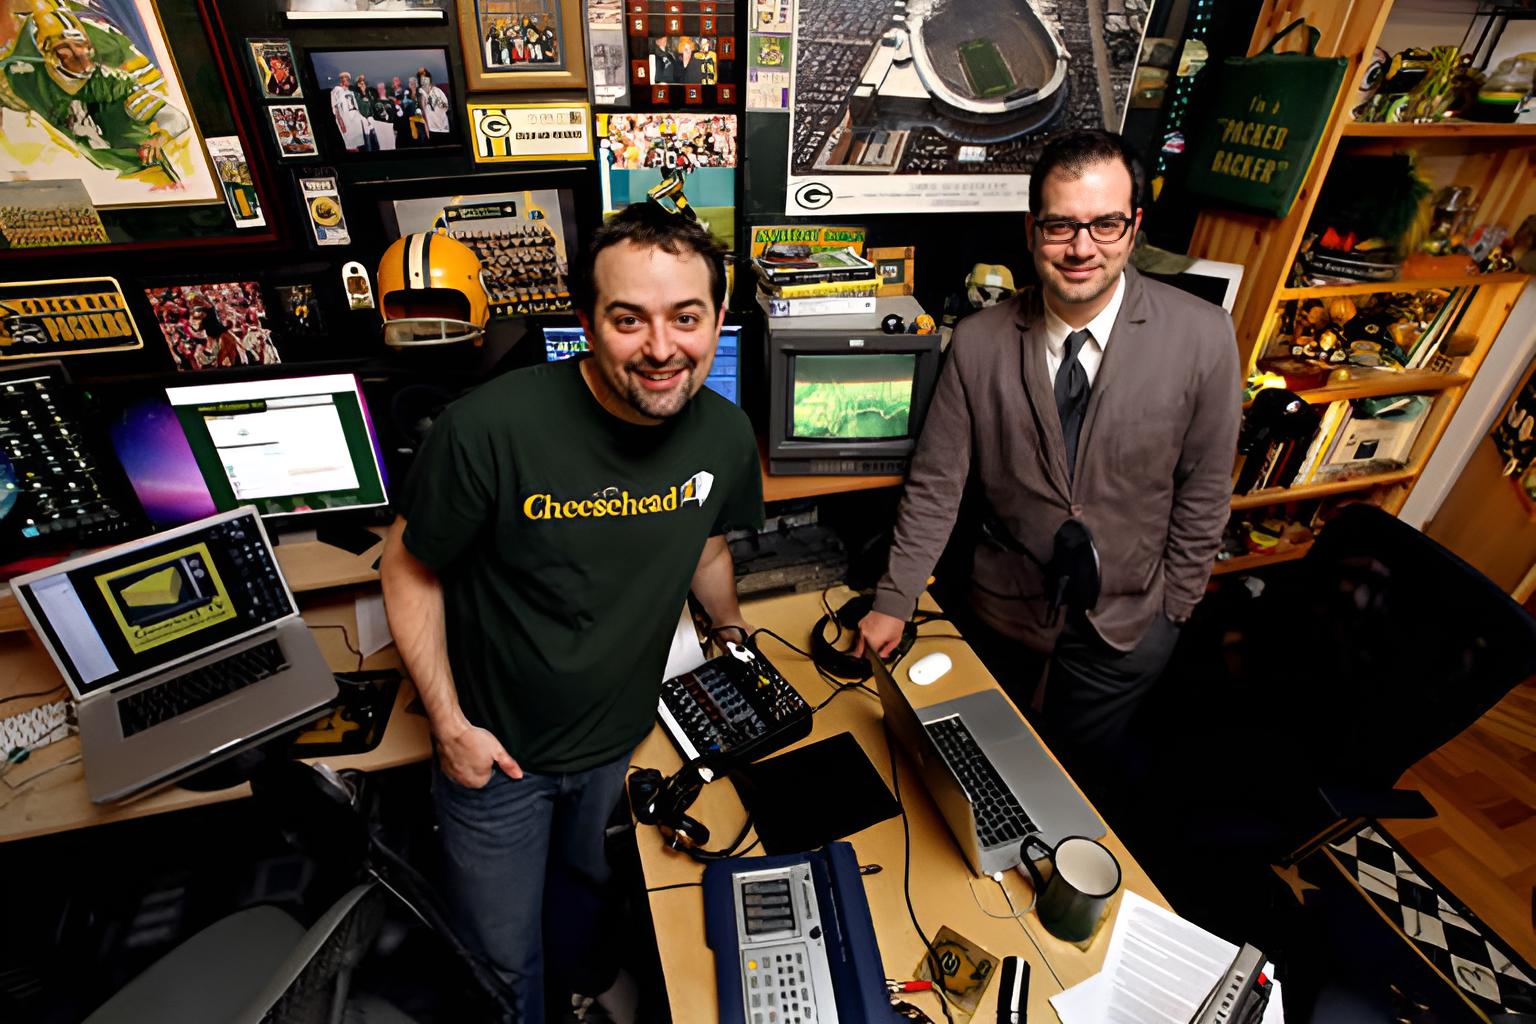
[541,324,743,405]
[103,371,390,527]
[1139,257,1243,314]
[766,330,942,475]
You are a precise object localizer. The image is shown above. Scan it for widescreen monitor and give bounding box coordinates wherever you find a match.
[105,372,389,527]
[541,324,742,406]
[766,331,941,475]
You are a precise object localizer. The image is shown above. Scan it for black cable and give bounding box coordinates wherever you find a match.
[645,881,703,893]
[883,725,956,1024]
[310,623,366,671]
[0,685,65,707]
[750,627,815,661]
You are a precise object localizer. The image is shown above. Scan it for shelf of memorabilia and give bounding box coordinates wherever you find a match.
[1275,271,1531,301]
[1341,121,1536,139]
[1230,467,1419,511]
[1290,370,1471,405]
[1212,543,1313,576]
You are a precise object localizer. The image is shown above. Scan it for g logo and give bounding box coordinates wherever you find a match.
[795,182,834,210]
[478,112,512,138]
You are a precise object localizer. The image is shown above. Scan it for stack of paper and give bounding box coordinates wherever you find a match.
[1050,892,1285,1023]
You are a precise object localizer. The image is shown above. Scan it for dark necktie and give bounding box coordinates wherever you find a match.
[1055,329,1091,480]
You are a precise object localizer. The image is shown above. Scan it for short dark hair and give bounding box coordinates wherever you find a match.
[1029,129,1144,218]
[571,201,728,320]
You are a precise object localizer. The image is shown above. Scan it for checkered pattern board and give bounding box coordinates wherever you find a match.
[1328,824,1536,1016]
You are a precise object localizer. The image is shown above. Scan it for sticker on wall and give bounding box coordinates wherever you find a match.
[0,180,109,249]
[341,261,376,310]
[205,137,266,228]
[297,170,350,246]
[0,277,143,360]
[468,101,593,162]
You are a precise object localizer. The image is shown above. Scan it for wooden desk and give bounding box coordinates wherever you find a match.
[632,588,1169,1023]
[0,587,430,844]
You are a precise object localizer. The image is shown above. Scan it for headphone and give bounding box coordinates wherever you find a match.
[809,592,917,681]
[627,751,750,861]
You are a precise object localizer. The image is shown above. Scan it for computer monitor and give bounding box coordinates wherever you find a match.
[1140,257,1244,314]
[104,371,389,527]
[0,361,144,572]
[765,329,942,475]
[541,324,743,405]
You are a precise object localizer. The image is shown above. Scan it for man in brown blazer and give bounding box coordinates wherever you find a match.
[858,130,1241,796]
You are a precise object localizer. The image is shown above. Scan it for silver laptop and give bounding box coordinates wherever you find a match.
[11,507,337,803]
[870,651,1104,876]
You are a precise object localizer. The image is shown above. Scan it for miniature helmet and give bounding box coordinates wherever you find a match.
[965,263,1015,308]
[377,231,491,347]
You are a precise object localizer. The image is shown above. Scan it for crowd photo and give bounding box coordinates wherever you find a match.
[311,48,456,152]
[144,282,280,371]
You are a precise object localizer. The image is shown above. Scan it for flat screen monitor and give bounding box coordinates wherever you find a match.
[541,324,742,405]
[105,372,389,526]
[766,331,941,475]
[1140,257,1243,314]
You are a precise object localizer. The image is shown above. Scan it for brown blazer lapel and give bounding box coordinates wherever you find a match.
[1016,296,1072,502]
[1079,269,1149,464]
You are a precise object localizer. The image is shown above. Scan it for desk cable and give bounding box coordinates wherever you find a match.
[309,623,366,671]
[883,723,956,1024]
[0,684,64,707]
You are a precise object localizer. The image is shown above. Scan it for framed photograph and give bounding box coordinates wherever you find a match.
[272,282,326,339]
[308,47,460,153]
[247,38,303,99]
[456,1,587,92]
[370,171,587,319]
[267,104,319,158]
[596,112,736,247]
[283,0,447,20]
[142,280,280,370]
[0,277,143,360]
[468,102,593,163]
[0,0,219,209]
[868,245,915,296]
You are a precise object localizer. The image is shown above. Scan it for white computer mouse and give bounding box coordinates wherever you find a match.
[907,651,952,686]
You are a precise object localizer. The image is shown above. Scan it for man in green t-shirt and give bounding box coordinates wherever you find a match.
[380,202,763,1022]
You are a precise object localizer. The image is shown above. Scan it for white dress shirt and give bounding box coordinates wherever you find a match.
[1042,271,1125,388]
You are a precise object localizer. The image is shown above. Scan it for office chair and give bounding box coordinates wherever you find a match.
[82,761,521,1024]
[1121,504,1536,1023]
[81,881,408,1024]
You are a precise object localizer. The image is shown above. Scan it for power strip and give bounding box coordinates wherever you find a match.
[0,699,74,754]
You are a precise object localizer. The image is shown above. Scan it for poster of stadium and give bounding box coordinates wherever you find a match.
[783,0,1152,215]
[0,0,220,209]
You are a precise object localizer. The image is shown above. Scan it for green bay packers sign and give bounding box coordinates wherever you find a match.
[469,102,593,163]
[0,277,143,359]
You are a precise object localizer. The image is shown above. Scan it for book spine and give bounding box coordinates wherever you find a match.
[762,294,878,317]
[758,277,881,298]
[757,265,877,285]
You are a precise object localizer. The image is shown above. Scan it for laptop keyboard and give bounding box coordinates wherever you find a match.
[118,638,289,739]
[925,715,1038,849]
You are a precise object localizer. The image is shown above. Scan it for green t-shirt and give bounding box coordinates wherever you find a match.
[396,358,764,773]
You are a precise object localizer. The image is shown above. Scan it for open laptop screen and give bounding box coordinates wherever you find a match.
[13,510,296,698]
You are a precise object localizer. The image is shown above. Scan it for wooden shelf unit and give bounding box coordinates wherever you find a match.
[1341,121,1536,140]
[1190,0,1536,525]
[1212,543,1313,575]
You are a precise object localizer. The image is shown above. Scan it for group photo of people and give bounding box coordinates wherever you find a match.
[144,282,280,371]
[0,204,108,248]
[479,11,561,69]
[310,47,456,153]
[648,35,718,85]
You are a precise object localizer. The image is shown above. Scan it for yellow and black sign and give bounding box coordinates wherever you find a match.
[0,276,143,359]
[95,543,235,655]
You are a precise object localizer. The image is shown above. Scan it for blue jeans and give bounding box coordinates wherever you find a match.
[431,754,630,1024]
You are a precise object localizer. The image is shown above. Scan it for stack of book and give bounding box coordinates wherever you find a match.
[754,247,880,318]
[1239,394,1432,494]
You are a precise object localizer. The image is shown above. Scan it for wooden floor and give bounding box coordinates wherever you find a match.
[1383,675,1536,967]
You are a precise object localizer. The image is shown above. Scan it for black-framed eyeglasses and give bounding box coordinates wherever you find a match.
[1034,215,1134,244]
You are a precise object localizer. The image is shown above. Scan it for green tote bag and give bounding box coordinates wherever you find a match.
[1185,18,1348,217]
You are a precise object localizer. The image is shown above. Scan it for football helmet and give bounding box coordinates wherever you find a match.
[32,6,96,92]
[377,231,491,347]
